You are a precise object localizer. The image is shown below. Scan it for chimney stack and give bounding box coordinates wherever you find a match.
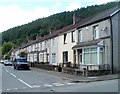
[73,13,84,25]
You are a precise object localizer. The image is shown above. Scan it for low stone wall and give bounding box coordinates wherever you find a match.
[62,67,111,76]
[34,63,57,71]
[85,69,110,76]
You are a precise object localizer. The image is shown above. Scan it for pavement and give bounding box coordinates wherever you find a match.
[31,67,119,83]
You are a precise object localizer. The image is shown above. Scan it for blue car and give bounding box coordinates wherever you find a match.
[13,58,30,70]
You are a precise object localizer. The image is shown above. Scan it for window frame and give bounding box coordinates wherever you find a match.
[78,30,82,42]
[93,25,99,39]
[71,31,75,43]
[64,33,67,44]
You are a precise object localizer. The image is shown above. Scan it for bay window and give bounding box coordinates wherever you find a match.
[83,47,104,65]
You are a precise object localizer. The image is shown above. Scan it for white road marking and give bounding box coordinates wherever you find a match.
[87,77,98,78]
[5,70,9,72]
[67,82,75,85]
[10,73,16,78]
[18,79,32,88]
[7,89,11,91]
[52,83,64,86]
[44,84,52,87]
[31,85,40,88]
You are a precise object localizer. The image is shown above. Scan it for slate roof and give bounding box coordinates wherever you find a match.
[21,6,120,49]
[77,6,119,28]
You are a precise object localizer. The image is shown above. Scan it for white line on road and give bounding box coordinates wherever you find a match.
[66,82,75,85]
[7,89,11,91]
[5,70,9,72]
[31,85,40,88]
[52,83,64,86]
[44,84,53,87]
[18,79,32,88]
[10,73,16,78]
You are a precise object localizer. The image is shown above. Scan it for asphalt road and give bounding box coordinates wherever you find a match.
[0,64,119,92]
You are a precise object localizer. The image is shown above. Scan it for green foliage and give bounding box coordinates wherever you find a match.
[5,56,10,60]
[2,42,15,55]
[2,1,119,46]
[19,51,27,58]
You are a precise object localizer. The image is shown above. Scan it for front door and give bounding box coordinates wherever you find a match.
[79,49,82,64]
[63,51,68,64]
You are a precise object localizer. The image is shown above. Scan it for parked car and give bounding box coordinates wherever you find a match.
[0,59,4,64]
[13,58,30,70]
[4,60,12,66]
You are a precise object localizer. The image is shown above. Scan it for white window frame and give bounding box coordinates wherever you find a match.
[52,38,55,47]
[64,33,67,44]
[78,30,82,42]
[39,53,44,62]
[93,25,99,39]
[83,47,104,65]
[71,31,75,42]
[52,53,56,64]
[40,43,42,50]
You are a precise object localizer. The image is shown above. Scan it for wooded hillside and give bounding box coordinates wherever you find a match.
[2,1,119,46]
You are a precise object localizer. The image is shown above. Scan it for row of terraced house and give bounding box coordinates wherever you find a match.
[10,6,120,75]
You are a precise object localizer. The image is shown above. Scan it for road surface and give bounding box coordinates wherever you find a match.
[0,64,119,92]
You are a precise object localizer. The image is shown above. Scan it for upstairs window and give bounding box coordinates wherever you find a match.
[52,38,55,47]
[40,43,42,50]
[45,41,47,49]
[64,33,67,44]
[78,30,82,42]
[93,25,99,39]
[71,31,75,43]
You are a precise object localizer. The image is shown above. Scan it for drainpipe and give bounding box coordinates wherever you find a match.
[110,17,113,74]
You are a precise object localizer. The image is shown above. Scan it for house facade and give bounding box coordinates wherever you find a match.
[72,6,120,73]
[58,27,77,67]
[10,6,120,73]
[72,19,111,70]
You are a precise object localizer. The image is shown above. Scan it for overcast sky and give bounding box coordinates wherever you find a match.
[0,0,116,32]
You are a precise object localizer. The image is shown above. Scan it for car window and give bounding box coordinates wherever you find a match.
[17,59,27,62]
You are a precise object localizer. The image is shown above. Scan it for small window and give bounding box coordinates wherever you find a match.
[52,53,56,63]
[40,43,42,50]
[52,38,55,47]
[93,25,99,39]
[45,41,47,48]
[64,33,67,44]
[78,30,82,42]
[71,31,75,42]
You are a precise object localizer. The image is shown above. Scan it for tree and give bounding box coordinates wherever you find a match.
[19,51,27,58]
[2,42,15,55]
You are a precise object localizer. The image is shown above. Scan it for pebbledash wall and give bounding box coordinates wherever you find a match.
[11,6,120,73]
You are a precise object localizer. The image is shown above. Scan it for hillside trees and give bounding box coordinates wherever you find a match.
[2,1,119,46]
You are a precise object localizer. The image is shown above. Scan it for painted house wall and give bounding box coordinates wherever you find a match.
[111,10,120,73]
[80,19,111,42]
[75,19,112,69]
[49,37,59,65]
[58,29,77,65]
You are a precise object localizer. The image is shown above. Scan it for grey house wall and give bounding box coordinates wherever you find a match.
[111,10,120,73]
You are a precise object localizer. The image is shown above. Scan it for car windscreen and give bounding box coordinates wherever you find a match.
[16,59,27,62]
